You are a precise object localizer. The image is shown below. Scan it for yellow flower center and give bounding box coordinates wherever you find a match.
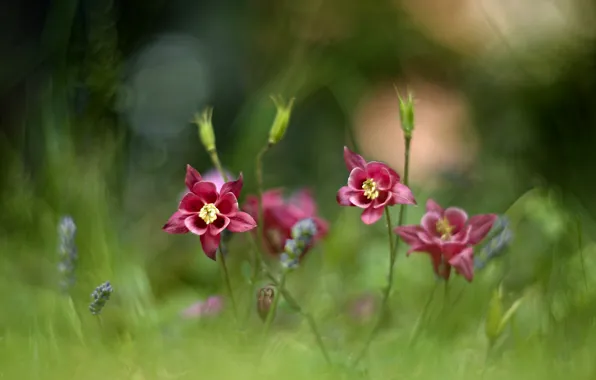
[362,178,379,200]
[436,217,454,240]
[199,203,219,224]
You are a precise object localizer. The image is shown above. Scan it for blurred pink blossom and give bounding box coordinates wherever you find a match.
[181,296,224,319]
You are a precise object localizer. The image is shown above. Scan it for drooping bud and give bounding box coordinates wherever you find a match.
[193,107,216,152]
[257,284,276,321]
[268,96,295,145]
[396,88,415,139]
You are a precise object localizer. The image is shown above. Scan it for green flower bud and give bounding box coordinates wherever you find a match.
[268,96,295,145]
[485,285,523,345]
[396,89,415,138]
[194,107,216,152]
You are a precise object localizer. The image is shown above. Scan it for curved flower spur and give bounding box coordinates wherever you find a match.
[163,165,257,259]
[337,146,416,224]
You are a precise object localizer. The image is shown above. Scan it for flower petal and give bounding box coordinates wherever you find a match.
[337,186,354,206]
[215,192,238,215]
[349,191,373,208]
[361,206,384,225]
[373,191,392,208]
[444,207,468,234]
[394,225,425,246]
[468,214,498,245]
[366,162,392,190]
[448,246,475,282]
[348,167,368,190]
[163,211,190,234]
[343,146,367,171]
[208,216,230,236]
[392,182,417,205]
[200,233,221,260]
[289,189,317,217]
[228,211,257,232]
[426,199,443,213]
[192,181,218,204]
[184,214,208,235]
[179,193,204,213]
[421,211,441,236]
[220,173,243,199]
[185,165,203,191]
[203,168,232,192]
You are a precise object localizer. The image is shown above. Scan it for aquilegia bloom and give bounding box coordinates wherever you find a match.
[337,146,416,225]
[181,296,224,319]
[394,199,497,282]
[244,189,328,256]
[163,165,257,259]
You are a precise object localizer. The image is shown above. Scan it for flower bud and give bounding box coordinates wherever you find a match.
[257,284,276,321]
[396,89,415,138]
[268,96,295,145]
[485,285,523,344]
[193,107,216,152]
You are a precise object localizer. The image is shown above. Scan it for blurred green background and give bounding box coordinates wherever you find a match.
[2,0,596,378]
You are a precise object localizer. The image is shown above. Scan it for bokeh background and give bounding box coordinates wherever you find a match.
[2,0,596,378]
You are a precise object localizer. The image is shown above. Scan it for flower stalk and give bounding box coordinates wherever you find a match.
[352,92,415,366]
[218,247,238,321]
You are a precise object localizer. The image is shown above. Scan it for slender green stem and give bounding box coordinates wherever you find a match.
[265,271,332,365]
[255,144,271,252]
[263,272,286,334]
[408,281,439,346]
[218,248,238,321]
[352,136,412,366]
[390,136,411,259]
[209,150,229,182]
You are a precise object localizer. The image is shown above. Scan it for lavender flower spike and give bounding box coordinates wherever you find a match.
[57,216,77,291]
[89,281,113,315]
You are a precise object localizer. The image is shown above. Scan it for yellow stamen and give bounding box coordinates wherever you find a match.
[436,217,454,240]
[199,203,219,224]
[362,178,379,200]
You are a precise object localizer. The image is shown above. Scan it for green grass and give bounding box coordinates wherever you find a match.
[2,108,596,380]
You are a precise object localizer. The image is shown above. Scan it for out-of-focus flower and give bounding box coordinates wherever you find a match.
[475,215,513,270]
[257,284,276,321]
[279,218,318,270]
[89,281,113,315]
[181,296,224,319]
[243,189,328,257]
[163,165,257,259]
[347,293,379,324]
[337,146,416,225]
[57,216,77,292]
[394,199,497,282]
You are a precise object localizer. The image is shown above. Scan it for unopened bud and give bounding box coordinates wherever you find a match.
[193,107,216,152]
[268,96,295,145]
[257,284,276,321]
[396,88,415,138]
[485,285,523,344]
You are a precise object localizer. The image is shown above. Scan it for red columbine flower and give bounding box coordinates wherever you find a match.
[163,165,257,259]
[337,146,416,224]
[243,189,328,256]
[394,199,497,282]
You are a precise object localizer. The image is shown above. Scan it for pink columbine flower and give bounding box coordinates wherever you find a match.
[163,165,257,259]
[394,199,497,282]
[181,296,224,319]
[337,146,416,225]
[243,189,328,257]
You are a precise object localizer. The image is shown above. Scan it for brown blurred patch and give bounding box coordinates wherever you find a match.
[353,78,477,187]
